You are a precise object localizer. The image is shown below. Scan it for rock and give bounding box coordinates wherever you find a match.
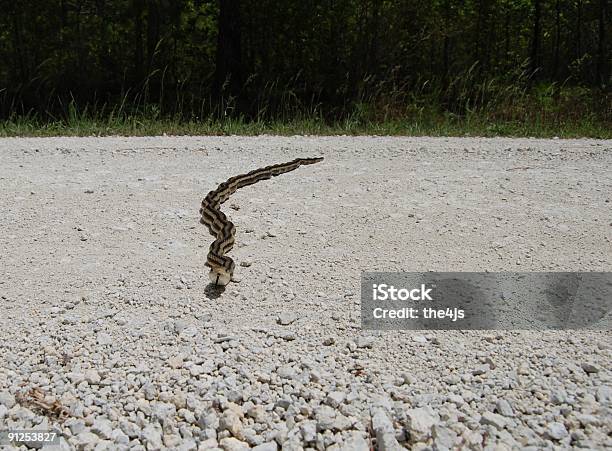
[371,407,402,449]
[405,407,438,441]
[412,335,428,343]
[575,413,600,427]
[444,375,460,385]
[74,431,100,449]
[197,439,219,450]
[355,336,375,349]
[280,438,303,451]
[142,382,157,400]
[141,424,164,450]
[225,403,244,419]
[84,369,101,385]
[111,428,129,444]
[309,369,322,383]
[596,386,611,403]
[275,399,291,410]
[252,442,278,451]
[277,312,297,325]
[219,410,244,440]
[581,363,599,374]
[326,391,346,408]
[315,405,336,431]
[339,432,369,451]
[177,439,197,451]
[67,372,85,384]
[581,393,597,406]
[251,442,278,451]
[198,412,220,429]
[247,405,266,423]
[472,365,489,376]
[91,418,113,440]
[432,424,456,449]
[545,422,568,441]
[119,419,140,438]
[447,394,464,406]
[322,336,336,346]
[463,431,483,447]
[47,436,72,451]
[371,408,393,435]
[172,391,187,409]
[173,320,188,334]
[219,437,250,451]
[0,391,16,408]
[550,390,567,405]
[480,412,509,430]
[151,402,177,424]
[276,365,296,379]
[168,355,184,369]
[331,413,353,431]
[277,330,296,341]
[96,333,112,345]
[180,409,196,424]
[377,430,402,451]
[300,421,317,442]
[495,399,514,417]
[517,362,530,375]
[0,404,8,420]
[163,434,182,447]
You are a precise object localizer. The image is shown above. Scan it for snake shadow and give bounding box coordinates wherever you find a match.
[204,283,226,300]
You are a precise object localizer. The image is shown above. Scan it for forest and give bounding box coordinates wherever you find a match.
[0,0,609,136]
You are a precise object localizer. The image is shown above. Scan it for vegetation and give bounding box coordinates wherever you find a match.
[0,0,609,137]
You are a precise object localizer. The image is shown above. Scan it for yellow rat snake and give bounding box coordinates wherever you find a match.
[200,157,324,286]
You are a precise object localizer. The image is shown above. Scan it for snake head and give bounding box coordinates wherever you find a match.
[208,268,232,287]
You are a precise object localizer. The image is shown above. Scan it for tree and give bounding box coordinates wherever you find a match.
[213,0,243,103]
[530,0,542,77]
[596,0,608,85]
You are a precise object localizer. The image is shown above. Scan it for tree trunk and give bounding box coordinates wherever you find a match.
[553,0,560,79]
[10,8,26,82]
[368,0,381,76]
[134,0,144,82]
[213,0,243,101]
[146,0,160,73]
[596,0,608,85]
[530,0,541,77]
[443,0,450,82]
[576,0,582,60]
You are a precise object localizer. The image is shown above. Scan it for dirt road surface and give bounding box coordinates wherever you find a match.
[1,136,610,450]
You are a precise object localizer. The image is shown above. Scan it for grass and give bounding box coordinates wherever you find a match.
[0,112,609,138]
[1,75,609,138]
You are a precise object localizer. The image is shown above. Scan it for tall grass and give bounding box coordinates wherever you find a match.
[0,65,609,138]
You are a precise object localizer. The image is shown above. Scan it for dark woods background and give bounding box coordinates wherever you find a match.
[0,0,609,125]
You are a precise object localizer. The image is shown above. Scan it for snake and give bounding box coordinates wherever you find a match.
[200,157,324,286]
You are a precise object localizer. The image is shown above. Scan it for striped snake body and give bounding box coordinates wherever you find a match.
[200,157,324,286]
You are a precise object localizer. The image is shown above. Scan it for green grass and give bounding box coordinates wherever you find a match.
[0,113,609,138]
[2,68,609,138]
[2,74,609,138]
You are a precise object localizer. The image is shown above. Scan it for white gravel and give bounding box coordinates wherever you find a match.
[0,135,611,450]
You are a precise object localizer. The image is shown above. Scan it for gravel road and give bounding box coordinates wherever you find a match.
[1,136,611,450]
